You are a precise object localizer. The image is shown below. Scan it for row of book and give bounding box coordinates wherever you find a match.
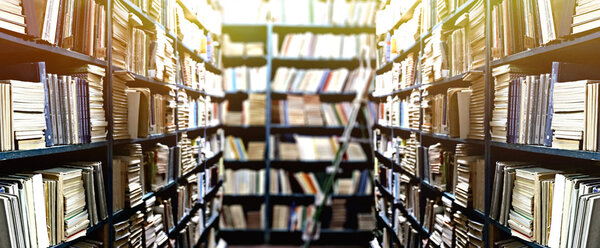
[223,66,268,92]
[272,95,354,127]
[222,204,375,231]
[0,162,108,247]
[0,62,106,151]
[181,55,224,93]
[270,0,377,26]
[490,0,600,60]
[113,0,177,84]
[492,62,600,151]
[271,67,374,94]
[372,55,417,95]
[113,197,172,247]
[224,135,368,162]
[222,35,264,57]
[1,0,107,59]
[490,164,600,246]
[224,168,372,196]
[276,33,376,59]
[222,93,266,126]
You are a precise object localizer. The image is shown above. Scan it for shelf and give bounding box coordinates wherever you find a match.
[176,40,222,75]
[370,84,421,101]
[112,133,177,146]
[490,30,600,68]
[376,212,402,245]
[0,142,108,161]
[205,124,223,135]
[175,0,213,34]
[178,84,206,97]
[394,201,428,236]
[0,32,107,68]
[49,218,108,248]
[203,180,223,202]
[271,91,357,102]
[273,24,375,35]
[224,160,266,170]
[270,194,375,205]
[142,180,177,201]
[223,194,266,204]
[375,180,395,201]
[169,202,203,238]
[270,160,372,172]
[385,0,422,34]
[489,219,548,248]
[490,141,600,161]
[219,229,266,245]
[272,57,375,69]
[223,125,267,138]
[269,229,373,246]
[196,214,220,245]
[222,56,268,67]
[374,151,419,183]
[271,125,350,136]
[421,132,484,145]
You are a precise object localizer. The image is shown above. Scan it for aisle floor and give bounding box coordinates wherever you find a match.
[228,246,365,248]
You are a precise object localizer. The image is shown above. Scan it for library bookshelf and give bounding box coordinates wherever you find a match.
[372,0,600,247]
[0,0,224,247]
[219,23,376,246]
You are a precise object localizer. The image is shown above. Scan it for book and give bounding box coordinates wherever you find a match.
[223,66,267,92]
[278,33,376,59]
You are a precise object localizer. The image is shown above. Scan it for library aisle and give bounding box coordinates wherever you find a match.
[2,0,600,247]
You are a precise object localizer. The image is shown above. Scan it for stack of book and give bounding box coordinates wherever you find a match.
[426,143,454,192]
[507,167,560,242]
[150,27,177,84]
[408,90,420,129]
[453,143,484,210]
[37,167,90,243]
[1,79,46,150]
[400,132,418,176]
[0,0,26,34]
[177,90,190,130]
[278,33,376,59]
[113,71,134,140]
[113,144,144,210]
[178,133,196,176]
[454,211,468,248]
[449,17,468,76]
[143,197,168,248]
[489,161,531,225]
[128,16,147,75]
[430,197,454,248]
[551,80,592,150]
[223,66,268,92]
[422,86,432,133]
[465,71,485,140]
[491,65,524,142]
[468,0,485,70]
[467,219,484,247]
[128,211,145,247]
[0,164,107,247]
[244,93,266,126]
[114,219,131,247]
[112,0,130,70]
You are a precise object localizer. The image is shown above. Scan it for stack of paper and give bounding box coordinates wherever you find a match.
[454,211,468,248]
[113,219,130,247]
[112,0,130,69]
[177,90,189,130]
[0,82,12,151]
[129,211,144,247]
